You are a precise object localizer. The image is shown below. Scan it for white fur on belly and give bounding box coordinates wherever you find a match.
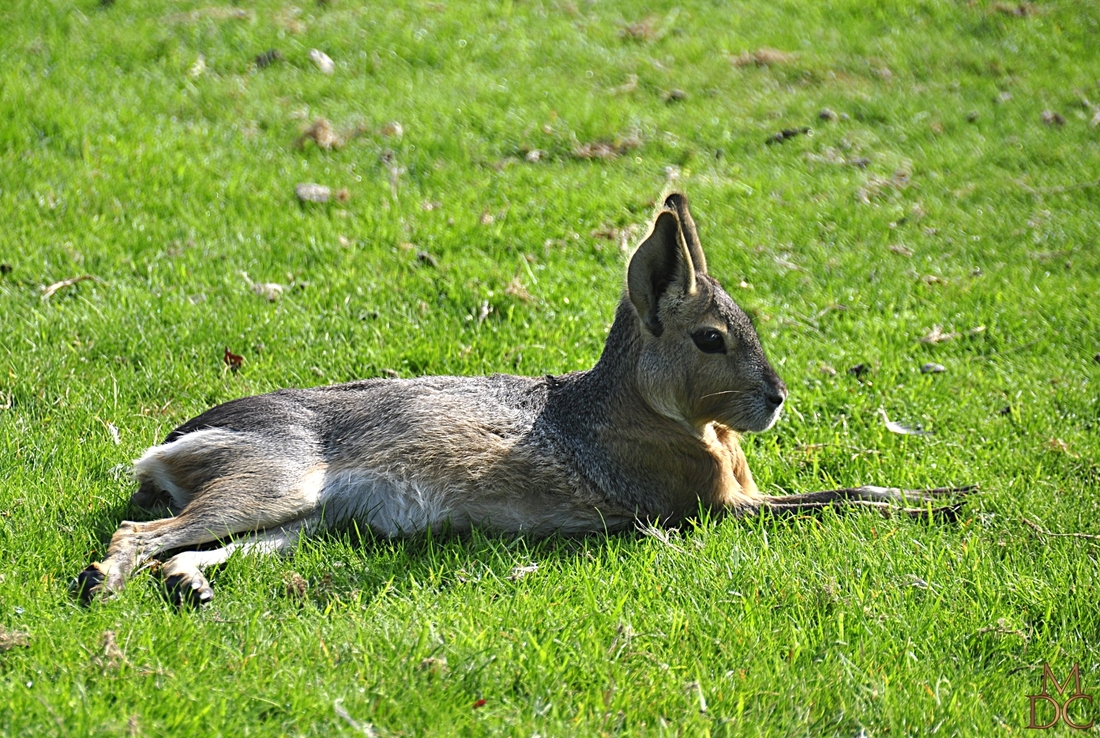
[318,469,449,537]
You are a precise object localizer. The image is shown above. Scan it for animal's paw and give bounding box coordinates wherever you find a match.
[165,571,214,608]
[73,564,106,605]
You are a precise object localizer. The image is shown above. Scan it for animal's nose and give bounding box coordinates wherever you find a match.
[764,385,787,410]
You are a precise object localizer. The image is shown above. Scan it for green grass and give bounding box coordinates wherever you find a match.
[2,0,1099,734]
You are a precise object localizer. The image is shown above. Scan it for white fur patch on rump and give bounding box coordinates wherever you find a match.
[132,429,244,508]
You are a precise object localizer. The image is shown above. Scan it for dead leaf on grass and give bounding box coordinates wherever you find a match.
[187,55,206,79]
[572,133,641,160]
[610,74,639,95]
[921,363,946,374]
[1041,110,1065,126]
[508,563,539,581]
[284,571,308,600]
[919,325,984,344]
[993,2,1037,16]
[620,17,658,42]
[889,244,914,257]
[251,282,285,302]
[732,48,794,67]
[255,49,283,69]
[505,276,532,302]
[309,49,335,74]
[919,325,959,344]
[419,656,448,676]
[169,7,251,23]
[476,300,492,324]
[296,118,342,150]
[295,182,331,203]
[0,628,29,652]
[848,363,869,378]
[766,127,810,145]
[858,170,910,203]
[1046,437,1075,456]
[773,254,804,272]
[379,121,404,138]
[381,150,405,199]
[223,347,244,373]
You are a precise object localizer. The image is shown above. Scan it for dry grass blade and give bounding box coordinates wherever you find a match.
[41,275,96,300]
[334,699,377,736]
[636,523,684,552]
[1021,518,1100,542]
[878,408,931,436]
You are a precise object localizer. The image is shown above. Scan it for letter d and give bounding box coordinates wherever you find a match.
[1028,694,1060,730]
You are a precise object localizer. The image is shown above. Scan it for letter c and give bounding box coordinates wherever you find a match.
[1063,694,1094,730]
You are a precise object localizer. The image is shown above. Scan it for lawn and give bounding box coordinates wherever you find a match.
[1,0,1098,734]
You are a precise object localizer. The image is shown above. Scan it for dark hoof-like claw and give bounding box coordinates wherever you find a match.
[73,565,106,605]
[165,573,214,608]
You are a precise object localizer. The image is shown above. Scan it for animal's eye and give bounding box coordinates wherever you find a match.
[691,329,726,354]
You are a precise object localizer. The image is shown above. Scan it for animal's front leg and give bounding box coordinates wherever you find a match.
[757,485,976,519]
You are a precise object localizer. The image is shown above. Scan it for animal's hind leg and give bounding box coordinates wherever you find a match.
[161,520,312,607]
[75,464,326,603]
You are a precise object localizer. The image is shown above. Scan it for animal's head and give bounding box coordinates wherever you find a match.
[625,193,786,433]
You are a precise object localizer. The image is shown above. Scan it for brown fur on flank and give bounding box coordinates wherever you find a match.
[74,193,971,606]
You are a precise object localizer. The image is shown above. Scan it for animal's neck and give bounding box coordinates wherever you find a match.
[552,296,759,514]
[583,297,692,432]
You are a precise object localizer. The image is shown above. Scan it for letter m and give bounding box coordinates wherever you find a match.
[1041,663,1084,698]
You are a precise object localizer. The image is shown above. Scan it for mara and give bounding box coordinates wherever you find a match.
[76,193,969,605]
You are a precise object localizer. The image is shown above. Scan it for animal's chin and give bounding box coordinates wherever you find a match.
[714,405,781,434]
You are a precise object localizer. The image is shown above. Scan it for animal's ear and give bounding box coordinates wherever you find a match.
[627,210,697,336]
[663,192,707,275]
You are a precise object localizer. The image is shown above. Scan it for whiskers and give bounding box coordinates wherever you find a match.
[699,389,754,401]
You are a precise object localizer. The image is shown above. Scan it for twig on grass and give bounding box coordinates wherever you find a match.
[1021,517,1100,542]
